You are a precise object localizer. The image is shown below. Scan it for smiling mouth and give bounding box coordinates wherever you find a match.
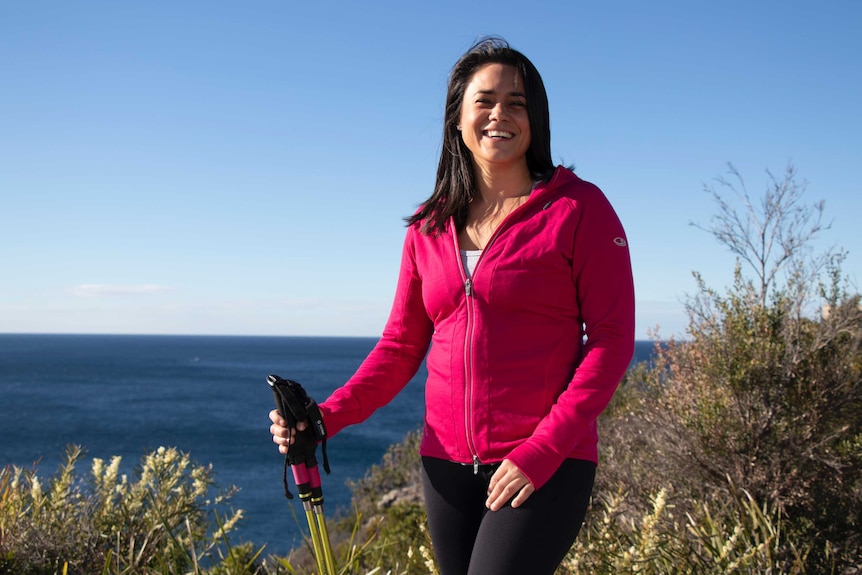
[484,130,514,139]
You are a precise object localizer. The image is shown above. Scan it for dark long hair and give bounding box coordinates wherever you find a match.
[407,37,555,235]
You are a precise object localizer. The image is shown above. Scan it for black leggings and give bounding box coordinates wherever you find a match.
[422,456,595,575]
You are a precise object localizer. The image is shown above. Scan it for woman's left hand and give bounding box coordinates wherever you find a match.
[486,459,535,511]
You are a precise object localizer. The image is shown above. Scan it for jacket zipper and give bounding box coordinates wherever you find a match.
[453,195,536,475]
[459,241,480,473]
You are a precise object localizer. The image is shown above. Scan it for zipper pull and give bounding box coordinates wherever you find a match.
[473,455,480,475]
[465,278,473,297]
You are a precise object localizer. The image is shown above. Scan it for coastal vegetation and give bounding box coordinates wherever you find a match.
[2,163,860,573]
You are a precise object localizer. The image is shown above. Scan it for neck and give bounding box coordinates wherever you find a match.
[474,162,533,205]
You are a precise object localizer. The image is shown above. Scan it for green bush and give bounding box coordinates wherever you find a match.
[595,163,862,572]
[335,430,436,575]
[0,445,264,575]
[565,481,808,574]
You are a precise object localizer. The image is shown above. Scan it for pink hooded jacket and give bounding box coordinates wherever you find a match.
[319,166,635,490]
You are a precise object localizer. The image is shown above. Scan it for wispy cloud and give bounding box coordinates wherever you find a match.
[70,284,174,297]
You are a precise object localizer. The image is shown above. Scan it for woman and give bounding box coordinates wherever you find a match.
[271,37,635,574]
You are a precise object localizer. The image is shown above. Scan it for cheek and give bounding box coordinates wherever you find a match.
[459,108,475,132]
[520,120,532,149]
[457,103,470,128]
[457,110,470,140]
[458,117,479,148]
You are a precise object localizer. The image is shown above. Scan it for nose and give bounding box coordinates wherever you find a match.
[489,102,507,121]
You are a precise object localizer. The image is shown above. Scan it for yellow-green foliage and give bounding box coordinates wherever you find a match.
[564,482,808,575]
[0,445,262,575]
[0,437,841,575]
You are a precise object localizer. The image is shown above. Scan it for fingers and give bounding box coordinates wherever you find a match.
[269,409,309,430]
[269,408,283,425]
[509,481,536,509]
[269,409,309,454]
[485,460,535,511]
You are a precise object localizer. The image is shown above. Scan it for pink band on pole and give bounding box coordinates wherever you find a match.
[308,466,322,489]
[292,463,311,484]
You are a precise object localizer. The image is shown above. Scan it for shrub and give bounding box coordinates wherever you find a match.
[598,163,862,572]
[0,445,264,575]
[565,480,809,574]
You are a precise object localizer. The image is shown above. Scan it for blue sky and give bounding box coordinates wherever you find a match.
[2,1,860,339]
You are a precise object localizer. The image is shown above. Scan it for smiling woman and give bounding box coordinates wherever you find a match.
[457,63,531,176]
[456,62,534,251]
[268,36,635,575]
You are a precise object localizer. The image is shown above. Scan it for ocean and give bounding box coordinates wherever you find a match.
[0,334,655,557]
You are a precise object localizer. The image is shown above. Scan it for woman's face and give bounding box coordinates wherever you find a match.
[458,63,531,174]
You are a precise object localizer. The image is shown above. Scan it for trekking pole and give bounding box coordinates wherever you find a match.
[268,374,336,575]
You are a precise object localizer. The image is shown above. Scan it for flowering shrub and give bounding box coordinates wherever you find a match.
[0,445,260,575]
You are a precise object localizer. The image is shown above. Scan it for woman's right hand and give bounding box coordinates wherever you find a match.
[269,409,308,455]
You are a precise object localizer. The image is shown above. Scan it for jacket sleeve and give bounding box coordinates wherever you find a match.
[506,185,635,489]
[319,226,434,437]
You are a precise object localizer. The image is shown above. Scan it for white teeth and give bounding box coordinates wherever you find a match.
[485,130,514,138]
